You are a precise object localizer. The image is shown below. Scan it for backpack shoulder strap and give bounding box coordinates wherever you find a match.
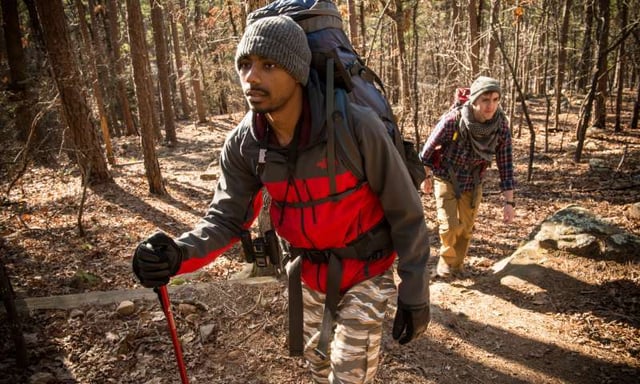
[333,88,364,181]
[453,108,461,142]
[325,58,364,197]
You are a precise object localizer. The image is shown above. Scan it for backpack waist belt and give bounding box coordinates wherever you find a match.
[286,220,393,358]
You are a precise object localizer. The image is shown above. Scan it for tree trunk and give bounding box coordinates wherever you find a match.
[168,2,191,119]
[35,0,111,185]
[347,0,359,50]
[179,0,207,123]
[151,0,177,146]
[1,0,34,146]
[575,23,606,162]
[105,0,137,136]
[576,1,594,93]
[534,1,549,96]
[22,0,45,56]
[631,79,639,129]
[358,0,366,54]
[225,0,239,37]
[493,23,536,182]
[450,0,461,82]
[410,0,420,146]
[75,0,115,165]
[0,247,28,368]
[540,6,552,152]
[88,0,122,138]
[613,0,628,133]
[592,0,610,129]
[553,0,572,132]
[508,14,520,133]
[467,0,480,77]
[486,0,499,69]
[384,0,410,114]
[1,0,26,92]
[125,0,166,195]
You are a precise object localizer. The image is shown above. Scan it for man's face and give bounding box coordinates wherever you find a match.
[237,55,298,114]
[472,91,500,123]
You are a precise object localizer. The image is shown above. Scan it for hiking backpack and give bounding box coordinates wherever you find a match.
[246,0,426,191]
[451,87,470,109]
[428,87,470,169]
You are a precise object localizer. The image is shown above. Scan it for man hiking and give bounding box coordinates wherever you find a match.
[133,15,430,384]
[420,76,516,278]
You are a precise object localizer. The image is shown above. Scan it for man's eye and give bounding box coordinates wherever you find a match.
[264,63,277,70]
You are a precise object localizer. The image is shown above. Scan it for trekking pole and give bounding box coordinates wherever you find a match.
[154,285,189,384]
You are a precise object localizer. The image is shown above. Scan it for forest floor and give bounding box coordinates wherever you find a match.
[1,96,640,384]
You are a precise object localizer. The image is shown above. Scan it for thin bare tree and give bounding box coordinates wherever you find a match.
[125,0,166,194]
[574,14,637,161]
[75,0,115,165]
[168,0,191,119]
[178,0,207,123]
[553,0,573,133]
[467,0,480,77]
[613,0,629,132]
[347,0,359,49]
[576,1,595,93]
[1,0,32,144]
[485,0,500,69]
[592,0,610,129]
[34,0,112,184]
[88,0,121,138]
[492,21,536,182]
[151,0,177,146]
[383,0,411,113]
[105,0,137,136]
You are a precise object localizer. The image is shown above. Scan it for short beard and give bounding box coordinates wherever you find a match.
[248,103,273,114]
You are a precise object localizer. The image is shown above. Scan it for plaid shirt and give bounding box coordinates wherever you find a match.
[420,110,515,193]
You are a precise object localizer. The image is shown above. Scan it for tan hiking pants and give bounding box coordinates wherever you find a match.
[433,177,483,268]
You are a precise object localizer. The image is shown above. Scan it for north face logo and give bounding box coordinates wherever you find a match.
[316,158,328,169]
[316,158,340,170]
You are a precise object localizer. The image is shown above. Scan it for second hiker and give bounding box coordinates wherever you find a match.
[420,76,516,278]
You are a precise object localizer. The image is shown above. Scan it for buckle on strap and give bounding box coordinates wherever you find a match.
[301,249,331,264]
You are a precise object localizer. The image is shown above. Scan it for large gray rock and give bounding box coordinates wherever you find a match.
[533,204,640,260]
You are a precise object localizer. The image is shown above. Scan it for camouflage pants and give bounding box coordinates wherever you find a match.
[434,178,483,268]
[302,268,396,384]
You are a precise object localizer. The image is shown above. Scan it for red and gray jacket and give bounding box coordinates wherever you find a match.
[173,75,430,325]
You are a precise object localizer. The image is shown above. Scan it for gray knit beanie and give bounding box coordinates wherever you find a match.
[235,16,311,85]
[469,76,501,105]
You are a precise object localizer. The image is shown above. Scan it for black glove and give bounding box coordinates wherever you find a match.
[132,231,183,288]
[392,299,430,345]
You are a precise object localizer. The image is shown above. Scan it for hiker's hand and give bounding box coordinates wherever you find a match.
[132,231,183,288]
[503,204,515,224]
[420,176,433,194]
[392,300,430,345]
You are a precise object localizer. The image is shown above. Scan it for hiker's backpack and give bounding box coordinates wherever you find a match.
[246,0,426,190]
[452,87,470,109]
[428,87,469,169]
